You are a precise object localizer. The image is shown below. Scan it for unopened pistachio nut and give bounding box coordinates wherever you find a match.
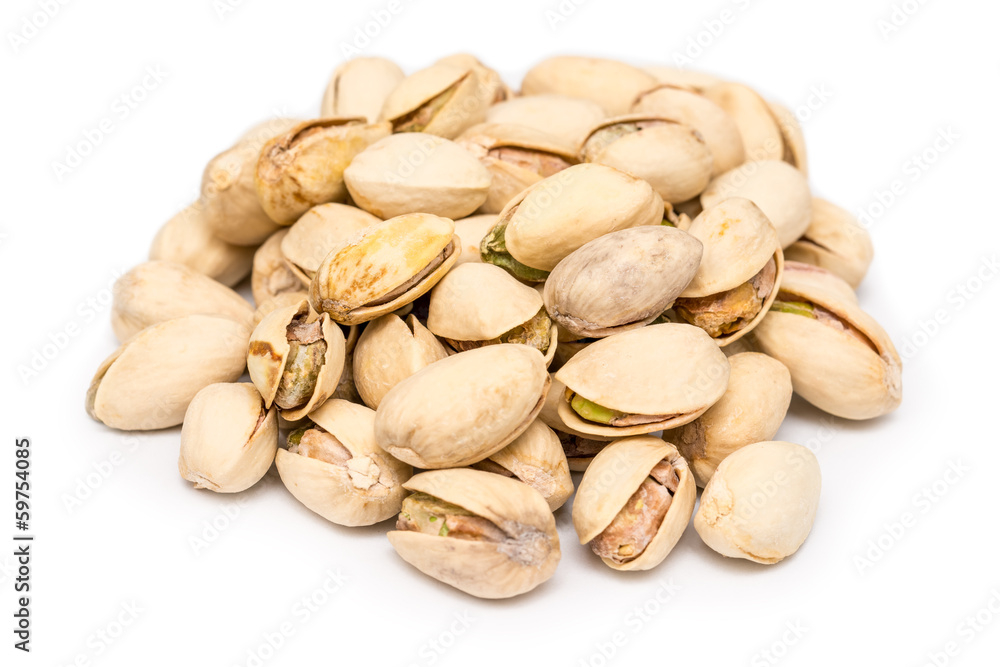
[453,214,498,265]
[784,198,874,288]
[694,441,821,564]
[320,57,405,122]
[178,383,278,493]
[486,94,607,149]
[251,229,304,307]
[149,203,254,287]
[86,315,250,430]
[379,62,491,139]
[522,56,658,116]
[276,399,412,526]
[280,203,381,286]
[703,82,785,162]
[388,468,560,598]
[573,437,696,570]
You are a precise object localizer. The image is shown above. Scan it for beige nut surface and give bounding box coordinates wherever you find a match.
[784,198,874,288]
[149,203,255,287]
[486,94,607,149]
[522,56,658,116]
[320,57,405,122]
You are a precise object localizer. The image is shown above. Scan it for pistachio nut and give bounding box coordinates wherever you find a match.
[672,197,784,345]
[784,198,874,288]
[379,63,491,139]
[149,202,254,287]
[320,57,405,122]
[572,437,696,570]
[276,399,412,526]
[86,315,250,430]
[539,375,609,440]
[580,115,713,203]
[253,292,313,327]
[557,429,613,472]
[280,203,381,286]
[480,163,664,282]
[703,82,784,162]
[331,324,363,404]
[352,314,447,410]
[750,262,902,419]
[543,225,703,338]
[178,383,278,493]
[641,65,724,91]
[309,213,459,325]
[255,118,391,225]
[521,56,658,116]
[694,441,821,564]
[700,160,812,248]
[435,53,511,104]
[246,300,347,421]
[667,352,792,487]
[427,262,557,364]
[388,468,560,598]
[453,214,498,265]
[486,93,607,149]
[344,133,491,220]
[554,323,730,437]
[767,100,808,174]
[251,229,304,307]
[111,261,255,342]
[375,344,550,468]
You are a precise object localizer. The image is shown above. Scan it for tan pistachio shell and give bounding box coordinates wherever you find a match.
[379,63,491,139]
[280,203,381,285]
[149,203,254,287]
[779,261,859,305]
[454,214,498,265]
[475,419,574,512]
[694,441,821,564]
[435,53,512,103]
[539,375,612,441]
[641,66,725,91]
[766,100,808,174]
[387,468,561,599]
[251,229,302,306]
[486,94,607,149]
[521,56,658,116]
[178,383,277,493]
[667,353,792,487]
[374,344,550,468]
[252,292,312,327]
[86,315,250,431]
[572,437,696,571]
[703,82,784,162]
[320,57,405,122]
[276,399,412,526]
[784,198,874,288]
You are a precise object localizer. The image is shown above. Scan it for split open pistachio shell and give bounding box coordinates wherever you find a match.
[751,262,902,420]
[253,292,314,327]
[784,198,874,288]
[435,53,511,104]
[694,441,821,564]
[641,66,724,92]
[276,399,412,526]
[522,56,658,116]
[388,468,560,599]
[344,133,491,220]
[320,57,405,122]
[309,213,459,325]
[427,262,557,365]
[246,301,346,421]
[178,383,277,493]
[668,353,792,487]
[486,94,607,149]
[580,115,713,204]
[703,82,784,162]
[572,437,696,571]
[280,203,381,286]
[777,260,859,305]
[767,100,808,175]
[251,229,303,307]
[375,344,550,468]
[149,203,254,287]
[111,261,255,342]
[86,315,250,430]
[673,197,784,346]
[701,160,812,248]
[480,163,663,281]
[555,323,730,437]
[543,226,703,338]
[632,85,745,175]
[255,118,391,225]
[453,214,498,265]
[379,63,491,139]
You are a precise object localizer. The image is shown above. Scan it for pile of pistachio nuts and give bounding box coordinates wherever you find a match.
[86,55,902,599]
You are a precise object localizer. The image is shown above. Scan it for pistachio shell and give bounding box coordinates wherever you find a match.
[474,419,573,511]
[380,63,491,139]
[694,441,821,564]
[375,345,550,468]
[149,203,254,287]
[320,57,405,122]
[784,198,873,288]
[178,383,277,493]
[280,203,381,284]
[86,315,249,430]
[251,229,302,306]
[703,82,784,162]
[766,100,808,174]
[344,133,491,219]
[486,94,607,149]
[453,214,498,265]
[641,66,724,91]
[779,260,859,304]
[253,292,311,327]
[435,53,511,104]
[522,56,658,116]
[538,375,613,441]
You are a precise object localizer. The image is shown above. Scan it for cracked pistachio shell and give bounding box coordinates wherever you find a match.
[375,345,550,468]
[276,399,412,526]
[767,100,808,175]
[253,292,313,327]
[632,85,745,175]
[454,214,498,265]
[486,94,607,149]
[280,203,381,285]
[178,383,277,493]
[255,118,392,225]
[538,375,613,441]
[555,323,730,438]
[573,437,696,571]
[436,53,512,103]
[641,66,725,92]
[750,263,902,420]
[522,56,658,116]
[111,261,254,343]
[701,160,812,248]
[352,313,449,409]
[380,63,490,139]
[344,133,491,219]
[251,229,303,307]
[320,57,405,122]
[427,262,557,365]
[201,118,301,245]
[581,115,713,204]
[387,468,560,599]
[695,441,821,564]
[86,315,250,430]
[246,301,346,421]
[668,353,792,487]
[474,420,573,512]
[703,82,784,163]
[309,213,459,325]
[544,226,703,338]
[149,202,254,287]
[784,198,874,288]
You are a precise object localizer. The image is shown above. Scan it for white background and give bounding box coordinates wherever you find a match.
[3,0,1000,665]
